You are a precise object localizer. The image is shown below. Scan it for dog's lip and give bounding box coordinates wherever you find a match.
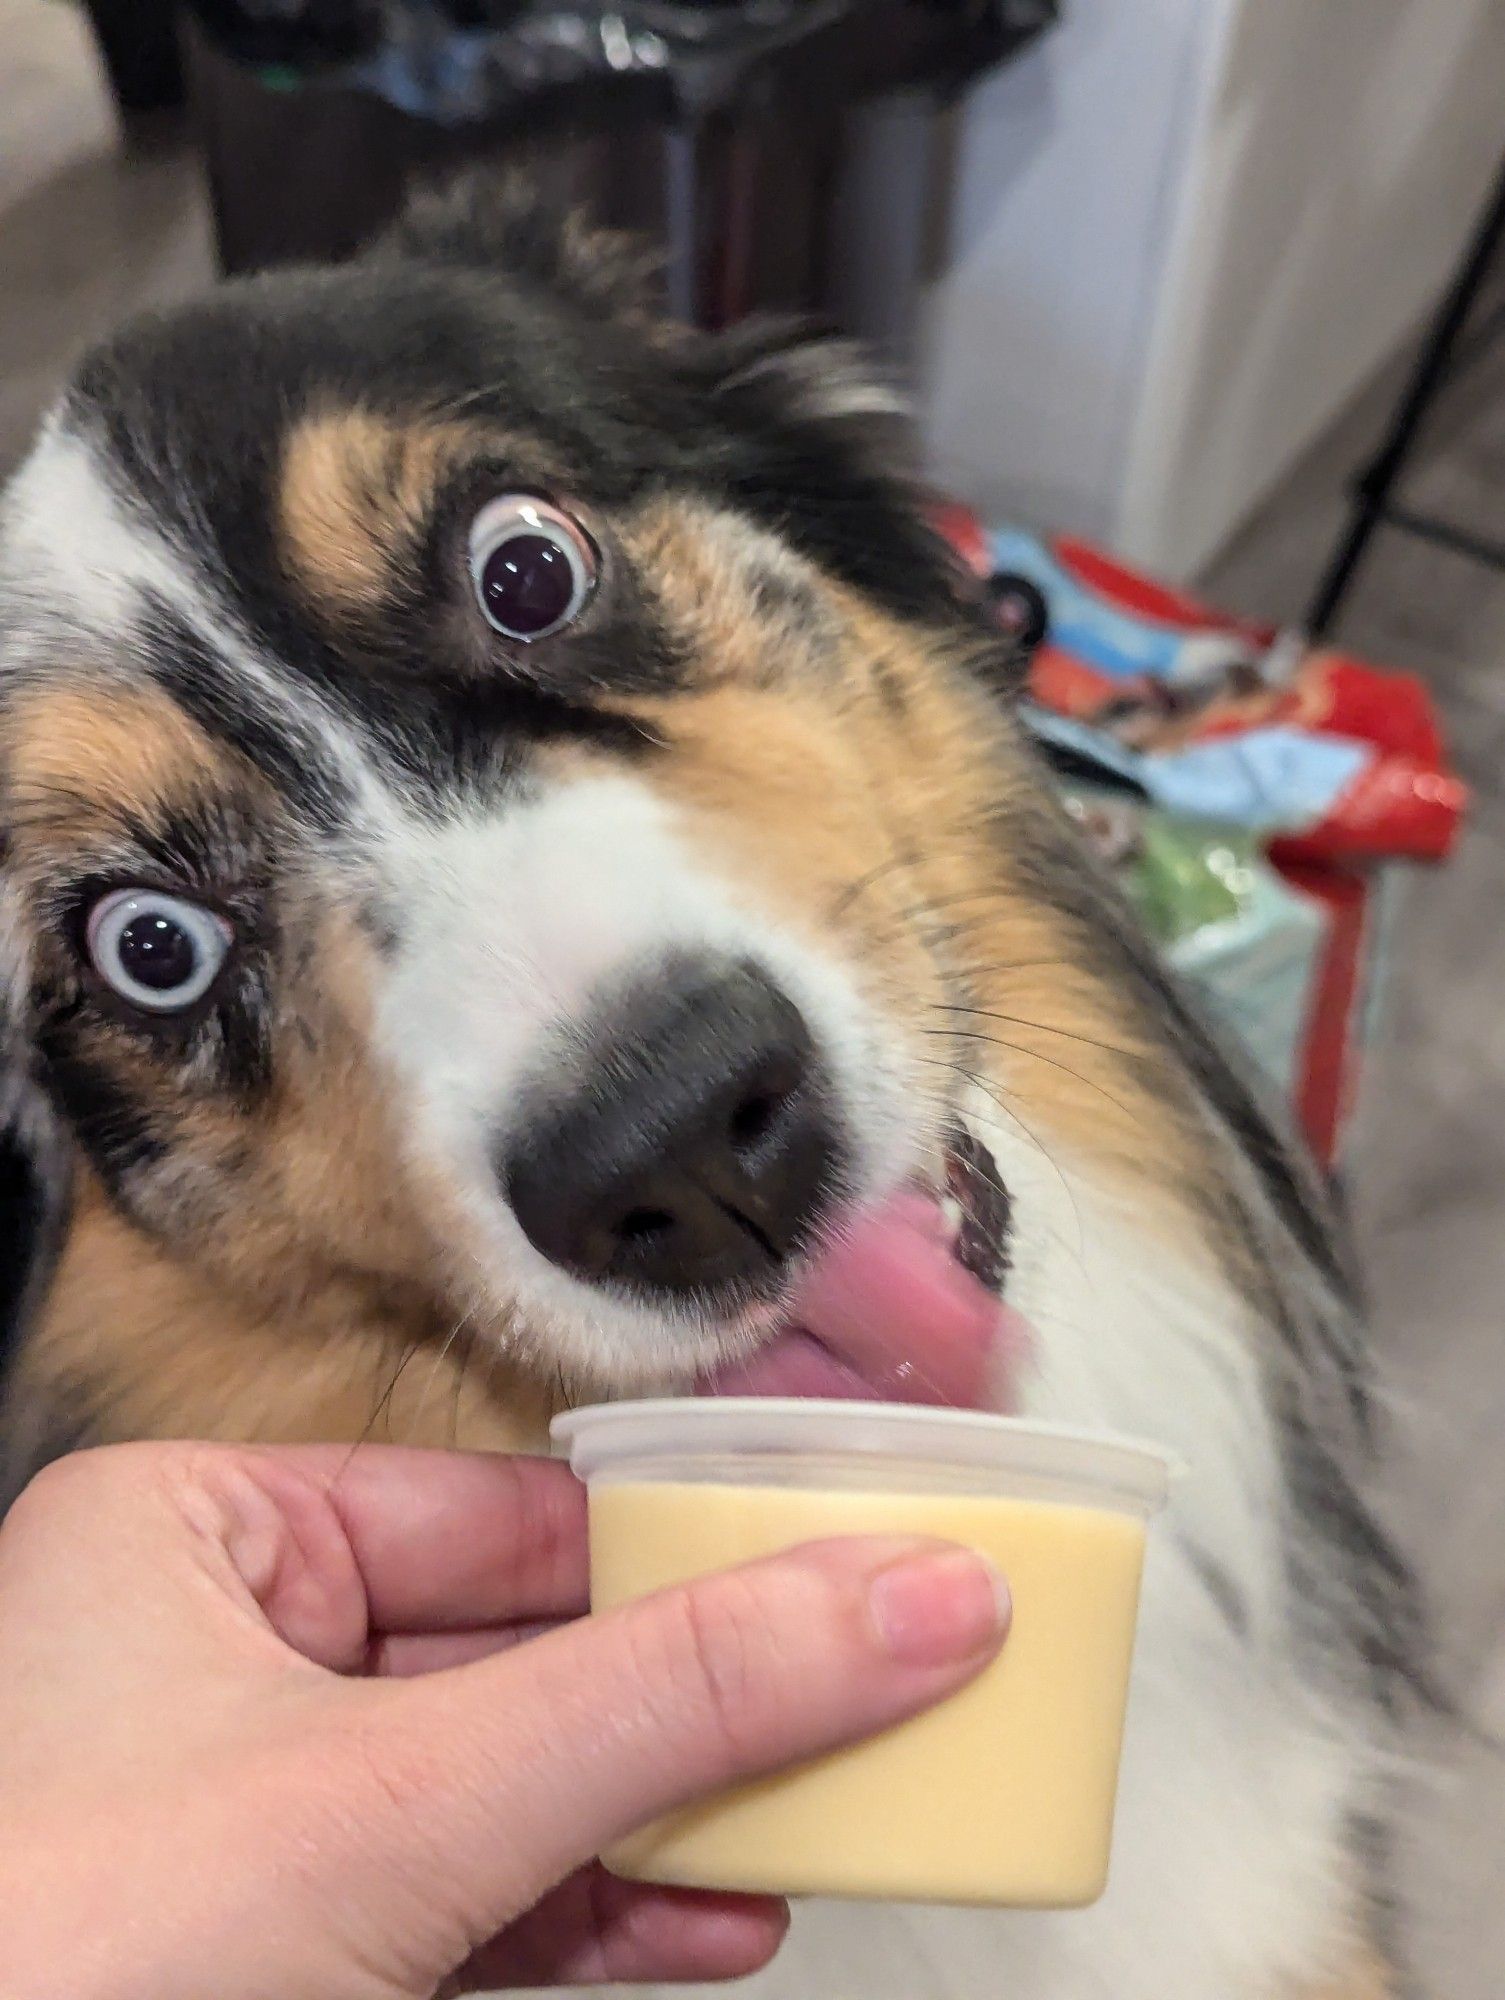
[696,1151,1031,1411]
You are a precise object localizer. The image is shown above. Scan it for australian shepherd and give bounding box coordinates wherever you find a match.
[0,180,1419,1999]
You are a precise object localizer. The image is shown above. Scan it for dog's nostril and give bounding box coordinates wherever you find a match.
[726,1047,805,1156]
[728,1086,782,1152]
[502,958,843,1304]
[617,1206,675,1247]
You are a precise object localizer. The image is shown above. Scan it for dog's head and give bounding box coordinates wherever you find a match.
[0,183,1177,1435]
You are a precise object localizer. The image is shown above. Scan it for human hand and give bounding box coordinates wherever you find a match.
[0,1441,1008,1999]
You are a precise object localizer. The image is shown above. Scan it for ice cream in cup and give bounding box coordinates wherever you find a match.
[553,1397,1172,1908]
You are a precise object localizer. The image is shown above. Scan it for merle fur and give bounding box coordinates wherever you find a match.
[0,178,1428,1747]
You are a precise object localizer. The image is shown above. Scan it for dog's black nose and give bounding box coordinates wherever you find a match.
[502,959,841,1302]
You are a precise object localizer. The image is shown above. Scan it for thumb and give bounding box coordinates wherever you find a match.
[335,1535,1005,1957]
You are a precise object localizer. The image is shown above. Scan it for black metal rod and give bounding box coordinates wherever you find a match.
[1450,288,1505,380]
[1376,502,1505,573]
[1305,144,1505,639]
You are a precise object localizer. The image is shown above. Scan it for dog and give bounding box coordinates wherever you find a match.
[0,180,1420,1999]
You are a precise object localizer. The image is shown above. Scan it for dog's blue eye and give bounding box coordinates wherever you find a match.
[468,495,597,642]
[85,889,232,1014]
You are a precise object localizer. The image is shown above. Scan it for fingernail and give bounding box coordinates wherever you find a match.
[868,1547,1011,1666]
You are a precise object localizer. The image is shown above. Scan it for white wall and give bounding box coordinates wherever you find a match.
[920,0,1232,549]
[917,0,1505,583]
[1118,0,1505,578]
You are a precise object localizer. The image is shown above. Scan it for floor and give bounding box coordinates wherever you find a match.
[1204,335,1505,2000]
[2,3,1503,1994]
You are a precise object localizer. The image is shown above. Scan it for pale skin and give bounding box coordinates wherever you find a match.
[0,1441,1009,2000]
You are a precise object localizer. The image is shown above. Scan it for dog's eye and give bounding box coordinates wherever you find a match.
[85,889,232,1013]
[467,495,597,642]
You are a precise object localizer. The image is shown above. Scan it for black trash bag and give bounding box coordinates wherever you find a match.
[187,0,1056,128]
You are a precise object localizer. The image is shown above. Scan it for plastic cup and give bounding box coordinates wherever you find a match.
[553,1398,1172,1908]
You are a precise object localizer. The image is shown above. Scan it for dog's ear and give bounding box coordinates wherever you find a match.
[377,172,664,325]
[691,316,913,472]
[686,318,987,631]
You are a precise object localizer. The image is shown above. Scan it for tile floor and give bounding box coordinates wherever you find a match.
[2,2,1503,1991]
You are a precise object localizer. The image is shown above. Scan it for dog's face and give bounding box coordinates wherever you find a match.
[0,192,1069,1412]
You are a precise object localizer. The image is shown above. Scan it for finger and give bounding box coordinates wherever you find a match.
[0,1445,588,1680]
[351,1536,1008,1935]
[448,1869,788,1990]
[241,1448,587,1665]
[306,1446,589,1631]
[369,1619,569,1678]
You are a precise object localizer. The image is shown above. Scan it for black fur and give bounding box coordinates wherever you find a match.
[32,1024,167,1183]
[136,598,353,835]
[73,190,970,710]
[0,1129,49,1370]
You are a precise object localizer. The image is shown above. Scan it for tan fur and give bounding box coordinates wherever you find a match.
[1300,1952,1393,2000]
[622,500,838,685]
[278,409,464,613]
[5,685,231,872]
[21,1171,552,1454]
[223,908,458,1297]
[605,506,1211,1240]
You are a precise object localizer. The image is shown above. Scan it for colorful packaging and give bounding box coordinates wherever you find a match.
[989,528,1466,866]
[925,507,1453,1164]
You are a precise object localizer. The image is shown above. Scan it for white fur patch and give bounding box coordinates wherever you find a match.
[370,772,932,1386]
[927,1087,1368,2000]
[722,340,911,426]
[0,422,392,832]
[0,417,194,639]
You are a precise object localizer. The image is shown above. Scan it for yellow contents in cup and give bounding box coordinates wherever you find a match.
[553,1399,1170,1909]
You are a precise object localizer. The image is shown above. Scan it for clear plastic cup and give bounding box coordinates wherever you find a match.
[553,1398,1172,1908]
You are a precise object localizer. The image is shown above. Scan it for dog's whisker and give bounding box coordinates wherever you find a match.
[919,1023,1145,1127]
[330,1338,425,1489]
[932,1001,1143,1064]
[825,846,923,925]
[407,1306,476,1445]
[909,1051,1086,1263]
[447,1332,473,1450]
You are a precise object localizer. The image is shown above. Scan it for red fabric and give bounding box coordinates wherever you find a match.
[1026,646,1129,719]
[1027,549,1469,866]
[1053,538,1277,644]
[1273,759,1468,867]
[1277,864,1370,1166]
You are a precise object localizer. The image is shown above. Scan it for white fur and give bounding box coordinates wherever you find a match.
[723,341,911,425]
[887,1089,1367,2000]
[372,778,1372,1992]
[0,417,195,640]
[371,773,932,1384]
[0,423,396,837]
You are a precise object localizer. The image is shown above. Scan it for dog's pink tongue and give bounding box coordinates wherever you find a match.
[699,1193,1028,1410]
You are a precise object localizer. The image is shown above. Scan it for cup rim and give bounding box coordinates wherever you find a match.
[552,1397,1177,1513]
